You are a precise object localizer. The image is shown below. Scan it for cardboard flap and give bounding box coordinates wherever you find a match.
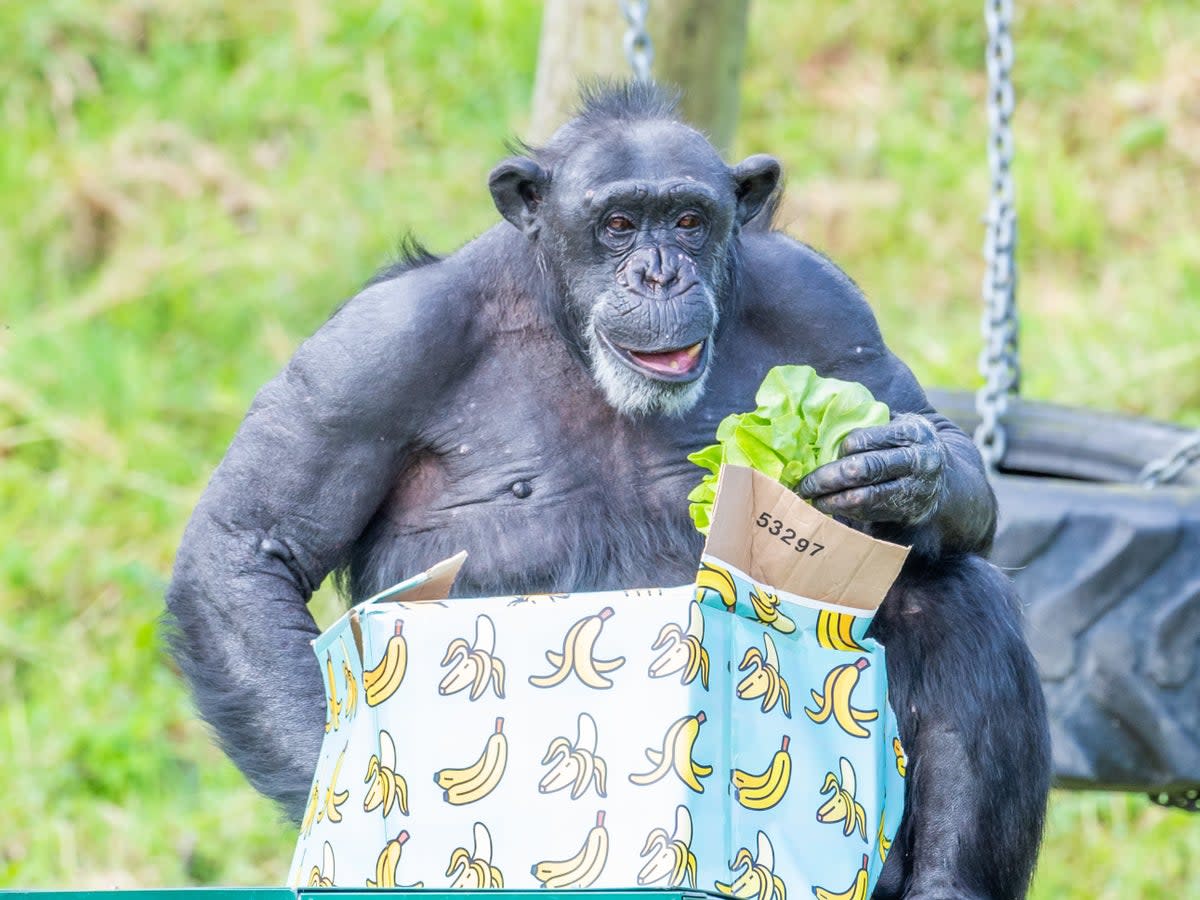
[364,550,468,604]
[702,465,909,611]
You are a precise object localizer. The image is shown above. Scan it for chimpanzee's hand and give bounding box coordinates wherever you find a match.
[796,413,946,526]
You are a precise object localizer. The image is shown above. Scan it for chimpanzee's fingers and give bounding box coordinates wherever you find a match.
[797,447,920,499]
[838,414,933,457]
[810,477,935,524]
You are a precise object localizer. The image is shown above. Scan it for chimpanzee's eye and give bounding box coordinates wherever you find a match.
[606,214,636,233]
[676,213,703,230]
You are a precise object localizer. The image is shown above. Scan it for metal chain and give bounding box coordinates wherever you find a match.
[620,0,654,83]
[974,0,1020,470]
[1139,432,1200,487]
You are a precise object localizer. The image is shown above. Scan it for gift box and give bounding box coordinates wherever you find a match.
[288,465,910,897]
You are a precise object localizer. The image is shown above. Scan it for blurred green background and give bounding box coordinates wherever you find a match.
[1,0,1197,895]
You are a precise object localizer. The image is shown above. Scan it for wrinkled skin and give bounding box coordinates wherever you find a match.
[165,84,1049,900]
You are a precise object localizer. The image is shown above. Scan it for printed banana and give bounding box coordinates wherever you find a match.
[816,609,867,652]
[637,805,697,888]
[749,586,797,634]
[439,614,506,700]
[695,561,738,610]
[366,830,423,889]
[364,729,409,816]
[816,756,867,841]
[324,652,340,733]
[322,745,349,823]
[529,607,625,689]
[736,633,792,717]
[435,716,507,805]
[363,620,408,706]
[539,712,607,799]
[531,810,610,889]
[300,781,319,837]
[731,735,791,810]
[714,831,785,900]
[307,841,336,888]
[877,812,892,862]
[893,736,907,777]
[648,601,710,690]
[805,657,879,738]
[339,641,358,722]
[813,853,870,900]
[629,711,712,793]
[446,821,504,888]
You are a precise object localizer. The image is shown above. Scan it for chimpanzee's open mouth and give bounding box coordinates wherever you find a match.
[600,332,710,383]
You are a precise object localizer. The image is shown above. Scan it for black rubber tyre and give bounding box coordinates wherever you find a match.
[928,390,1200,807]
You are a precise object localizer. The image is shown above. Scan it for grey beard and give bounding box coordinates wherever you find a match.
[582,298,716,419]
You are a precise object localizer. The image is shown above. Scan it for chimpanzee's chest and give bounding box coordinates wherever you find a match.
[348,342,761,601]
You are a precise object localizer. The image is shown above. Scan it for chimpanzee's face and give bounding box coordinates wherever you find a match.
[490,121,780,417]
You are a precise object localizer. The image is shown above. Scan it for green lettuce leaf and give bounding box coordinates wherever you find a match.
[686,365,890,534]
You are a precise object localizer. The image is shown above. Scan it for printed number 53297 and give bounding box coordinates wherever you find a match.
[755,512,825,556]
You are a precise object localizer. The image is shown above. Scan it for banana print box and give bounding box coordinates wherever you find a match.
[289,465,911,899]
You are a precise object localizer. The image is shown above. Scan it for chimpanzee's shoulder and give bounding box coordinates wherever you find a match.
[736,229,886,349]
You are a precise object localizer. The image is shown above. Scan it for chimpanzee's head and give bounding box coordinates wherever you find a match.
[489,83,780,417]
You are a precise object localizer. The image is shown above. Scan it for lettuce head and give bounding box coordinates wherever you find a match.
[687,365,890,534]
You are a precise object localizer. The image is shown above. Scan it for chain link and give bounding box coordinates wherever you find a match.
[1138,432,1200,488]
[620,0,654,83]
[974,0,1020,470]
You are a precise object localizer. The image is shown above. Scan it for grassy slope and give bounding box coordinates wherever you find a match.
[0,0,1196,893]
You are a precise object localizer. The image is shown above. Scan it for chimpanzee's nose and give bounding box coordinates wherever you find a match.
[625,248,680,294]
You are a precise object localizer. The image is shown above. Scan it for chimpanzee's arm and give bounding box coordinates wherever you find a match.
[750,235,996,560]
[164,272,463,822]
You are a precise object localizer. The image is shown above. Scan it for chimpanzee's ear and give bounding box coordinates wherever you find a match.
[731,154,782,226]
[489,157,550,236]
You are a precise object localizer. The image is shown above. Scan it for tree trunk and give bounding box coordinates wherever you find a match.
[529,0,750,154]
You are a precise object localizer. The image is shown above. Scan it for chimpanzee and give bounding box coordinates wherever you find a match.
[165,83,1050,899]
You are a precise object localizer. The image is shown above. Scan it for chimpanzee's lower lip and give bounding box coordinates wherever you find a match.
[600,333,710,383]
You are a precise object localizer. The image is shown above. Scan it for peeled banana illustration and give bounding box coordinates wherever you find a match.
[322,744,350,823]
[539,712,608,799]
[636,804,697,888]
[440,614,506,700]
[648,601,710,689]
[893,736,907,777]
[363,619,408,707]
[731,735,792,811]
[749,586,797,634]
[531,809,610,889]
[805,657,879,739]
[324,651,340,733]
[737,632,792,717]
[714,830,786,900]
[435,716,508,805]
[364,728,409,817]
[366,830,424,889]
[816,609,867,652]
[339,638,358,722]
[446,821,504,888]
[812,853,870,900]
[695,561,738,610]
[529,607,626,690]
[307,841,336,888]
[877,812,892,863]
[300,780,320,837]
[816,757,867,841]
[629,711,713,793]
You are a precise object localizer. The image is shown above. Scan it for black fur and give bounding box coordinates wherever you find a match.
[165,82,1050,898]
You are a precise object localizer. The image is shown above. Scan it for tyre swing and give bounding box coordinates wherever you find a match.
[613,1,1200,809]
[926,1,1200,812]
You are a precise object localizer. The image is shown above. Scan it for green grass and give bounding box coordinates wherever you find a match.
[1,0,1197,894]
